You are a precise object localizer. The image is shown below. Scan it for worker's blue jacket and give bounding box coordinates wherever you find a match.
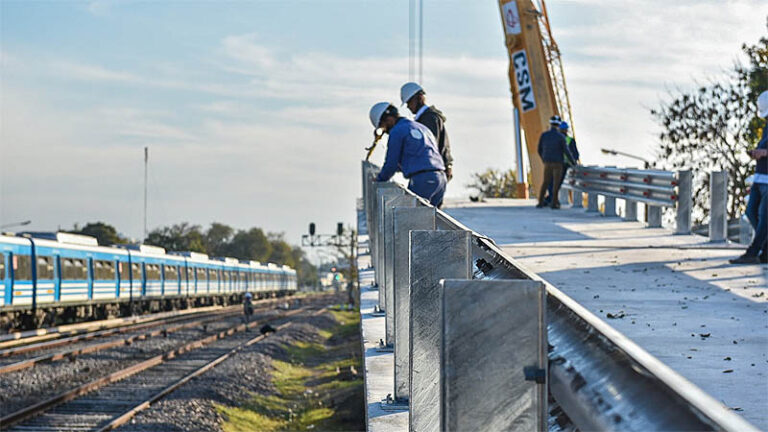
[538,127,570,163]
[377,118,445,181]
[757,124,767,176]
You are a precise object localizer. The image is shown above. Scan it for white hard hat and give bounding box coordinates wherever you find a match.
[369,102,392,128]
[400,82,424,105]
[758,90,768,118]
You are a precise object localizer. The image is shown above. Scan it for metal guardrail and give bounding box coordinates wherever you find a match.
[361,161,757,432]
[562,165,693,234]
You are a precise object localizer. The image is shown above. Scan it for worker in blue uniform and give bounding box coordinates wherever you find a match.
[731,90,768,264]
[543,121,580,205]
[369,102,447,207]
[537,116,571,209]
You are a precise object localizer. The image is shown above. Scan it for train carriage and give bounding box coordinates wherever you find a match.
[0,232,297,329]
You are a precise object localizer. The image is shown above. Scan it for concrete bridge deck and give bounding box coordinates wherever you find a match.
[444,199,767,429]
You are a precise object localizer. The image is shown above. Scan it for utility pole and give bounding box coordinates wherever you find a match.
[419,0,423,84]
[143,146,148,240]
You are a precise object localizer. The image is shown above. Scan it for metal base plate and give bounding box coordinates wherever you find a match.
[380,399,409,411]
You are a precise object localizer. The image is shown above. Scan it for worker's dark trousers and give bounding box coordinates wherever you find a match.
[745,183,768,257]
[539,162,563,207]
[408,170,447,207]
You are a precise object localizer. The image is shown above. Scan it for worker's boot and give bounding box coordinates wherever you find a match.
[729,253,760,264]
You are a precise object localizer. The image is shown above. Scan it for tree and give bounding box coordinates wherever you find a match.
[203,223,234,257]
[466,168,520,200]
[651,30,768,223]
[71,222,126,246]
[225,228,272,261]
[145,223,206,252]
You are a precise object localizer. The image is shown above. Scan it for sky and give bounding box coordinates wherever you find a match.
[1,0,766,258]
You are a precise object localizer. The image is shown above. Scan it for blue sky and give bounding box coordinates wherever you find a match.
[1,0,766,255]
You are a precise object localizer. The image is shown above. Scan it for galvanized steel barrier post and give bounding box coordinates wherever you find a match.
[647,206,662,228]
[604,196,617,217]
[586,193,599,212]
[375,185,402,308]
[409,230,472,432]
[624,200,638,221]
[709,170,728,242]
[383,195,417,346]
[572,190,583,208]
[441,279,547,431]
[392,208,436,404]
[740,215,754,245]
[558,187,570,206]
[675,170,692,234]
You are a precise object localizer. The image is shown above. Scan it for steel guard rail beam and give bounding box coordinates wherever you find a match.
[361,161,757,432]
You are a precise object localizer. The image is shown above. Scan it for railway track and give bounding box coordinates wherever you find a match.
[0,305,236,350]
[0,297,293,376]
[1,299,330,431]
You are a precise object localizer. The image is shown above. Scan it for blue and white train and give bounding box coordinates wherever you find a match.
[0,232,297,329]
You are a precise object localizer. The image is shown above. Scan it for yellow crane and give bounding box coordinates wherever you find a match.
[497,0,575,197]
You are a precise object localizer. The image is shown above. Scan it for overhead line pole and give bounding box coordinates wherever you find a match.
[418,0,423,84]
[143,146,148,240]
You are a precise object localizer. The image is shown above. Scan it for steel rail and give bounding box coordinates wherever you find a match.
[0,304,233,349]
[0,300,326,429]
[0,296,285,358]
[0,300,284,375]
[0,307,236,358]
[361,161,758,432]
[97,307,329,432]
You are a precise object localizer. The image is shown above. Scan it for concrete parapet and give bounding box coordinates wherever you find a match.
[441,279,547,432]
[392,208,436,401]
[408,230,472,432]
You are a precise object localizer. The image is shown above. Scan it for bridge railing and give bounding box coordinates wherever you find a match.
[561,165,693,234]
[361,160,756,432]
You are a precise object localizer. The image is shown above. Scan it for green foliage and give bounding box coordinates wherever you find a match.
[466,168,520,199]
[651,29,768,223]
[204,222,234,256]
[144,222,317,288]
[144,222,206,253]
[70,221,126,246]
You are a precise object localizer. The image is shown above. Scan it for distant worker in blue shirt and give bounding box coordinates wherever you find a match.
[369,102,447,207]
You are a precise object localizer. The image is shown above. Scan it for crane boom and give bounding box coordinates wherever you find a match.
[497,0,574,195]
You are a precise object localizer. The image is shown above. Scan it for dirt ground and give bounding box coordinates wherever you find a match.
[122,298,364,432]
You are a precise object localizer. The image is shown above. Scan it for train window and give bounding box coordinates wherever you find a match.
[131,263,141,280]
[61,258,88,280]
[36,256,54,280]
[209,268,218,282]
[223,271,230,282]
[196,267,206,281]
[94,260,116,281]
[145,264,161,280]
[13,255,32,280]
[164,265,178,280]
[0,253,4,279]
